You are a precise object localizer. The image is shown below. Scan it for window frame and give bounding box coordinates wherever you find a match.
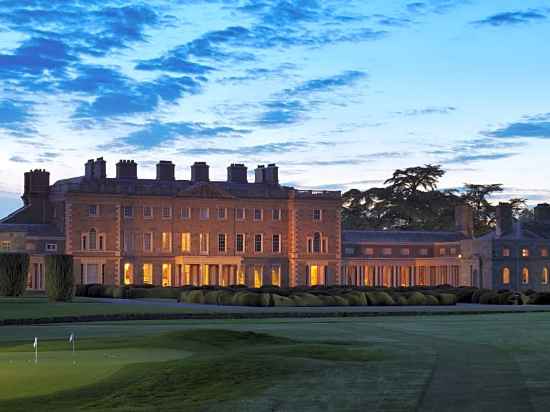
[272,234,281,253]
[254,233,263,253]
[200,208,210,220]
[236,233,245,253]
[123,206,133,219]
[236,208,245,221]
[161,206,172,220]
[143,206,153,219]
[313,209,322,221]
[143,232,153,252]
[88,204,99,217]
[272,208,281,221]
[218,233,227,253]
[181,232,191,253]
[217,207,227,220]
[253,208,263,222]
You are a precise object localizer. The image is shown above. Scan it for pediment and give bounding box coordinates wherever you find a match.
[178,182,235,199]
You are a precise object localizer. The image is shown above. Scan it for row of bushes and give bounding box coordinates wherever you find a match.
[177,288,458,307]
[75,283,182,299]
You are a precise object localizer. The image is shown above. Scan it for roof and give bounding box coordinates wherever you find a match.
[0,224,64,237]
[50,177,340,200]
[342,230,466,244]
[478,221,550,241]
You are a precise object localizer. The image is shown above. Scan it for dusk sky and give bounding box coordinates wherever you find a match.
[1,0,550,217]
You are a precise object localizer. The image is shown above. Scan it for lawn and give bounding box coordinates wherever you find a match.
[1,313,550,411]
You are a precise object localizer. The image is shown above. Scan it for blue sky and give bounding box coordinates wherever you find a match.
[1,0,550,217]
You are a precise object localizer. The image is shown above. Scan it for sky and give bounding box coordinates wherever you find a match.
[1,0,550,218]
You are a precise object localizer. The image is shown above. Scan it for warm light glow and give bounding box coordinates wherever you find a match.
[143,263,153,284]
[181,233,191,252]
[502,267,510,285]
[183,264,191,285]
[162,263,171,287]
[237,268,245,285]
[522,248,530,257]
[543,267,549,284]
[271,266,281,286]
[310,265,320,286]
[123,263,134,285]
[254,266,263,288]
[201,265,210,285]
[522,267,529,284]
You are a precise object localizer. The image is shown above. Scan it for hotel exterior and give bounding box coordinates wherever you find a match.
[1,159,550,292]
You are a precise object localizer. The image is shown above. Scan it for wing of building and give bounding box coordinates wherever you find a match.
[1,159,549,292]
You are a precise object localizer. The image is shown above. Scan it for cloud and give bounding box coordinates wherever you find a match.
[428,137,525,164]
[443,152,518,164]
[484,114,550,139]
[395,106,456,116]
[281,151,407,167]
[0,99,36,136]
[103,121,251,150]
[472,10,547,27]
[180,140,310,156]
[135,57,215,74]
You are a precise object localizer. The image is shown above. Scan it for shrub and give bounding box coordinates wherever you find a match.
[259,293,272,307]
[290,293,323,306]
[126,288,150,299]
[455,287,477,303]
[86,284,106,297]
[437,293,457,305]
[529,292,550,305]
[332,295,350,306]
[407,292,427,305]
[425,294,440,305]
[217,290,235,305]
[186,289,208,304]
[44,255,74,302]
[345,291,368,306]
[145,287,179,299]
[232,291,262,306]
[204,290,224,305]
[272,294,294,306]
[365,291,395,306]
[0,253,30,297]
[471,289,491,303]
[479,292,499,304]
[395,294,408,305]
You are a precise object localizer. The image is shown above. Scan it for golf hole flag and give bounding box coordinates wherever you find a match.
[69,333,74,343]
[33,337,37,348]
[33,337,38,363]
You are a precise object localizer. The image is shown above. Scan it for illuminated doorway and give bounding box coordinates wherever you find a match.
[123,263,134,285]
[162,264,172,287]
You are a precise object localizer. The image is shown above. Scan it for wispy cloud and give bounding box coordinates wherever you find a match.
[394,106,456,116]
[484,113,550,139]
[472,9,547,27]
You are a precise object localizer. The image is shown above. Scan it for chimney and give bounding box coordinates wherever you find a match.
[264,163,279,185]
[534,203,550,223]
[255,165,265,183]
[116,160,137,180]
[93,157,106,180]
[496,202,514,237]
[23,169,50,206]
[85,159,95,179]
[455,205,474,237]
[156,161,175,181]
[191,162,209,182]
[227,163,247,183]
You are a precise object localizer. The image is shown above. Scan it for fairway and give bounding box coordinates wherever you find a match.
[1,313,549,411]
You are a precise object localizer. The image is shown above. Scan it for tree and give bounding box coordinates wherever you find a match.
[461,184,503,235]
[45,255,74,302]
[384,164,445,195]
[0,253,29,296]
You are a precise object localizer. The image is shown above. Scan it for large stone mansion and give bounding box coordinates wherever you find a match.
[1,158,550,292]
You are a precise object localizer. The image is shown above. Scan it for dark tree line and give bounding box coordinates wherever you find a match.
[342,165,529,236]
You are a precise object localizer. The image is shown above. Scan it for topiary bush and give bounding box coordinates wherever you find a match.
[479,291,499,304]
[437,293,457,306]
[407,291,427,305]
[529,292,550,305]
[290,292,323,306]
[365,291,395,306]
[272,294,294,306]
[425,294,440,305]
[232,291,262,306]
[0,253,30,297]
[345,291,368,306]
[44,255,74,302]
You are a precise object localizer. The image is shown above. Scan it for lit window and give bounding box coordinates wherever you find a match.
[309,265,322,286]
[162,264,171,287]
[542,248,549,257]
[439,248,446,256]
[1,240,11,251]
[181,233,191,252]
[88,205,98,217]
[123,206,133,218]
[123,263,134,285]
[365,247,374,256]
[143,206,153,219]
[522,248,530,257]
[162,207,172,219]
[401,248,410,256]
[200,208,209,220]
[218,233,227,252]
[180,207,190,220]
[271,266,281,286]
[143,264,153,284]
[144,232,153,252]
[45,243,57,252]
[313,209,322,221]
[543,267,549,284]
[502,267,511,285]
[383,248,392,256]
[236,233,245,253]
[254,208,263,221]
[200,233,209,254]
[218,208,227,220]
[502,248,511,257]
[272,234,281,253]
[253,266,263,288]
[236,208,245,221]
[254,234,263,253]
[522,267,529,284]
[161,232,172,252]
[272,208,281,220]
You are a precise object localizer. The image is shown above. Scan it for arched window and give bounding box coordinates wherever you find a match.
[502,267,510,285]
[89,228,97,250]
[542,267,549,285]
[313,232,321,253]
[521,267,529,284]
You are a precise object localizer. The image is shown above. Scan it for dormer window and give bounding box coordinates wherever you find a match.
[522,248,530,258]
[502,248,511,257]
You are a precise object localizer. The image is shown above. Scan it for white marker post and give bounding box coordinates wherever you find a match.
[69,333,75,355]
[33,337,38,364]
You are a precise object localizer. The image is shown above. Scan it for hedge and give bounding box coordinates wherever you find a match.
[45,255,74,302]
[0,253,29,297]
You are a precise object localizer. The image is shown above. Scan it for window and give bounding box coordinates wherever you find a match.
[200,233,209,254]
[218,233,227,253]
[218,208,227,220]
[162,264,171,287]
[180,207,190,220]
[439,248,446,256]
[313,209,322,221]
[502,248,511,257]
[365,247,374,256]
[419,248,429,256]
[236,208,245,221]
[522,248,530,257]
[236,233,245,253]
[162,207,172,219]
[345,247,355,255]
[543,267,549,284]
[45,243,58,252]
[89,228,97,250]
[200,208,209,220]
[309,265,322,286]
[123,263,134,285]
[522,267,529,284]
[144,232,153,252]
[98,234,105,251]
[271,266,281,286]
[400,248,410,256]
[502,267,511,285]
[272,208,281,221]
[161,232,172,252]
[1,240,11,251]
[272,234,281,253]
[313,232,321,253]
[81,235,87,251]
[181,233,191,252]
[542,248,549,257]
[254,208,263,221]
[253,266,263,288]
[254,234,263,253]
[123,231,133,252]
[123,206,133,218]
[382,248,392,256]
[450,247,457,255]
[322,237,328,254]
[143,263,153,284]
[143,206,153,219]
[88,205,98,217]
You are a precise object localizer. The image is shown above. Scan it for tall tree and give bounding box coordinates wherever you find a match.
[460,183,503,235]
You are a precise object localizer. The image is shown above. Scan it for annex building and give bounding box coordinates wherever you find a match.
[1,159,550,292]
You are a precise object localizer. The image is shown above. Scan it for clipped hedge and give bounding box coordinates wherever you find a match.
[45,255,74,302]
[0,253,30,297]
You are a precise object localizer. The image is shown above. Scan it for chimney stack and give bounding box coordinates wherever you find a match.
[116,160,137,180]
[455,205,474,238]
[23,169,50,206]
[227,163,248,183]
[255,164,279,184]
[93,157,106,180]
[156,161,175,181]
[496,202,514,237]
[191,162,209,182]
[534,203,550,223]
